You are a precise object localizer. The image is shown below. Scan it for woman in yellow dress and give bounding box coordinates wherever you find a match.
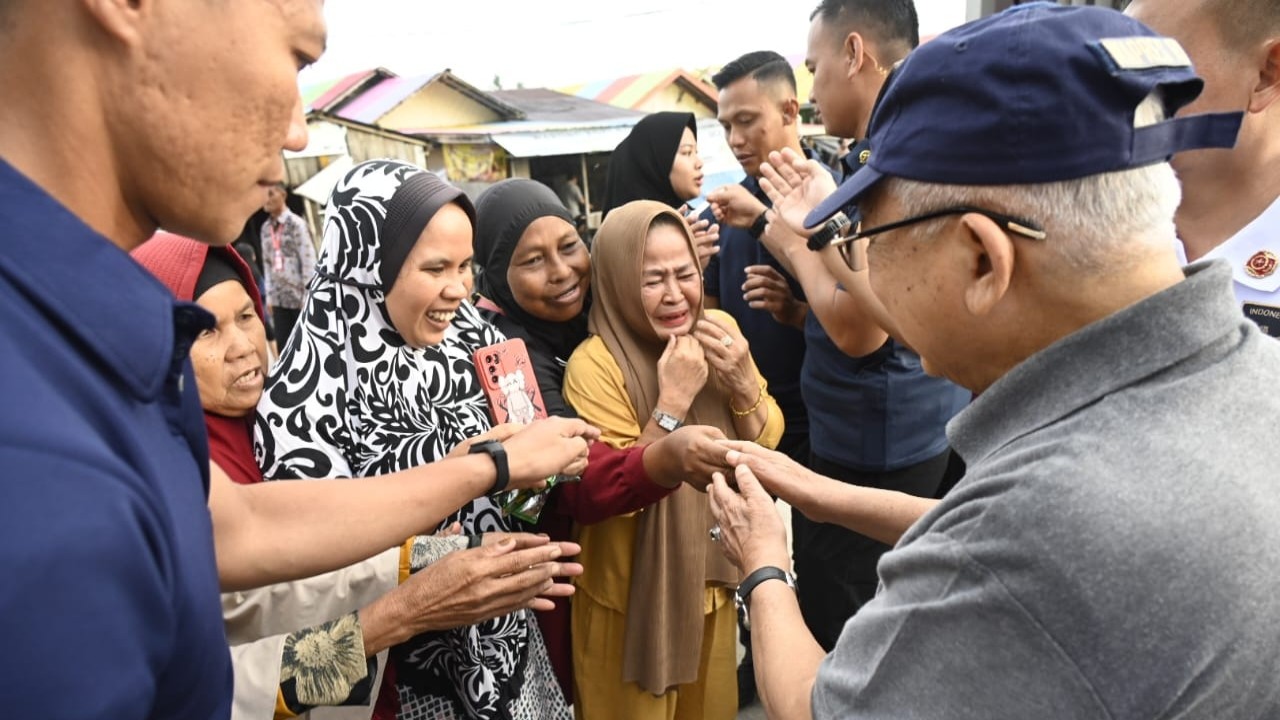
[563,200,783,720]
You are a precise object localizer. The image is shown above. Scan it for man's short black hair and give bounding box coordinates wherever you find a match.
[711,50,797,94]
[810,0,920,54]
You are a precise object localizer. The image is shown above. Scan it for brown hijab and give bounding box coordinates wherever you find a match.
[587,200,738,694]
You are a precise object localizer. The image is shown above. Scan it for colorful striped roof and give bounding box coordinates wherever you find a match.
[301,69,383,113]
[332,74,435,124]
[561,69,717,111]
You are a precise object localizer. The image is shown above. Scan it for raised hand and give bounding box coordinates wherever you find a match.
[692,314,756,401]
[656,334,709,417]
[758,148,839,238]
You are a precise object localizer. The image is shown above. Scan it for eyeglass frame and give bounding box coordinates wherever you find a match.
[823,205,1047,270]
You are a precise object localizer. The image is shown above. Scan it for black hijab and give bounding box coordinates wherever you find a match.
[474,178,587,362]
[602,111,697,216]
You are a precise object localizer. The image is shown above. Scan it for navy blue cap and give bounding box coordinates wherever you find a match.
[805,2,1244,228]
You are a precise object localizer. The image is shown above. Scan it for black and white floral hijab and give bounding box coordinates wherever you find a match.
[254,160,564,719]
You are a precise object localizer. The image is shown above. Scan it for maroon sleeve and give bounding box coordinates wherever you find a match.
[550,441,677,526]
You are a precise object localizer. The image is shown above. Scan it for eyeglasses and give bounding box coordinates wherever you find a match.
[826,205,1047,270]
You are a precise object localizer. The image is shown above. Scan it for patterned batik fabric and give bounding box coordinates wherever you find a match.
[254,159,569,719]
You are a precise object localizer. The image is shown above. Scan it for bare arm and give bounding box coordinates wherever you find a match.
[708,464,824,720]
[722,440,936,546]
[756,148,900,353]
[211,416,597,590]
[761,219,889,359]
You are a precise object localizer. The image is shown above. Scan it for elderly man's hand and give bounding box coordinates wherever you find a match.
[758,148,839,239]
[719,440,817,507]
[708,463,791,579]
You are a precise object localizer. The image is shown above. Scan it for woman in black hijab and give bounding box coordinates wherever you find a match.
[603,112,720,266]
[474,178,589,417]
[603,111,706,215]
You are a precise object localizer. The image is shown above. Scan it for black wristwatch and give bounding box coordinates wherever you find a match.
[734,565,797,631]
[747,209,770,239]
[469,440,510,494]
[806,211,852,252]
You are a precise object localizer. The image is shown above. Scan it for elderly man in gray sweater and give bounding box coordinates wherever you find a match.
[706,5,1280,719]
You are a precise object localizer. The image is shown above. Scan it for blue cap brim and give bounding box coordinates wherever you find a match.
[805,165,884,229]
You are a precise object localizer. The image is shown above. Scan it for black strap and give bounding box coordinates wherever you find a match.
[747,209,770,239]
[736,565,792,606]
[469,440,510,494]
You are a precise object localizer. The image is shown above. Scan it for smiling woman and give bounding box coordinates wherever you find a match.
[256,159,573,720]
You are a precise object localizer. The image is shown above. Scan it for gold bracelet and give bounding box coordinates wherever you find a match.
[730,380,766,417]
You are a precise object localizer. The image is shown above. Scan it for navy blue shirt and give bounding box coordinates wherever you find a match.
[702,176,809,443]
[0,160,232,719]
[803,144,970,471]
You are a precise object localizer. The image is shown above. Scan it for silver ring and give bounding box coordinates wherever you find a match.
[720,335,734,347]
[709,525,722,543]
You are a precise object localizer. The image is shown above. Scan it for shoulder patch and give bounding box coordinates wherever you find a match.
[1097,37,1192,71]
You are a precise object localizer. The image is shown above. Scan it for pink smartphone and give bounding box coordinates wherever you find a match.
[472,338,546,426]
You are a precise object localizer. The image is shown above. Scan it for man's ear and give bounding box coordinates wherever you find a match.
[1248,37,1280,113]
[79,0,147,46]
[780,97,800,127]
[844,31,866,78]
[958,212,1015,317]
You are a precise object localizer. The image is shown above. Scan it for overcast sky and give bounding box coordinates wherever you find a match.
[300,0,970,91]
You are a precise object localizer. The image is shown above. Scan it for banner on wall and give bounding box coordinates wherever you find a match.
[443,144,507,183]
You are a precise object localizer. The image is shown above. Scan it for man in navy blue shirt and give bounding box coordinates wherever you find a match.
[0,2,597,718]
[709,1,969,654]
[701,50,818,707]
[703,51,813,465]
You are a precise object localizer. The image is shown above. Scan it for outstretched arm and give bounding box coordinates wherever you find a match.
[722,440,936,546]
[211,416,598,590]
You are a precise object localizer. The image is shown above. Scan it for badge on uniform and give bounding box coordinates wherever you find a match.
[1243,303,1280,337]
[1244,250,1277,279]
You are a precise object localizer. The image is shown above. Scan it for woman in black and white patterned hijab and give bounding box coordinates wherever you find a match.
[256,159,571,720]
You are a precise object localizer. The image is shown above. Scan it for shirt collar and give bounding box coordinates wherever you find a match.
[949,261,1246,465]
[0,158,213,400]
[1180,194,1280,293]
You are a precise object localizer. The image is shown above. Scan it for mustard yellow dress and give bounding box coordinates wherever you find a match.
[563,311,783,720]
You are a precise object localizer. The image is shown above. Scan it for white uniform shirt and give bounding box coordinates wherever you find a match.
[1176,195,1280,336]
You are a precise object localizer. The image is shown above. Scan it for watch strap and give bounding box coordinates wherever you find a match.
[468,440,510,494]
[735,565,796,612]
[651,408,684,432]
[806,211,852,252]
[747,209,770,239]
